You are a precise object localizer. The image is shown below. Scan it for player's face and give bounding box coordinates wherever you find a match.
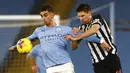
[77,11,92,24]
[40,10,54,26]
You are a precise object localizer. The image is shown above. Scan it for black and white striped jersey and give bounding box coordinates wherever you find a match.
[79,14,117,64]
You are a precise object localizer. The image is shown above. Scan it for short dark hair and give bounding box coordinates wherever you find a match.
[40,5,54,12]
[76,4,91,12]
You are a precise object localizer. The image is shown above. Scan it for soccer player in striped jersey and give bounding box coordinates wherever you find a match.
[65,4,122,73]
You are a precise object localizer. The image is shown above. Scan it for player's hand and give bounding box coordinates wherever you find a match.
[64,35,77,41]
[73,27,79,35]
[32,65,39,72]
[100,40,111,52]
[9,46,15,52]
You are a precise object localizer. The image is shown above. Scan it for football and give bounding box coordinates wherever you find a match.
[16,38,32,53]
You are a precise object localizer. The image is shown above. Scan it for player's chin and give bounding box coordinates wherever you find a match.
[82,21,87,24]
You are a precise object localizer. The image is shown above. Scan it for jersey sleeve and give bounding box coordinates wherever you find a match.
[92,14,103,26]
[12,28,39,50]
[83,34,101,43]
[27,28,39,41]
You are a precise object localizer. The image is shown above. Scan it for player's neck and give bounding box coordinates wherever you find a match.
[83,21,92,25]
[86,18,92,25]
[46,20,56,28]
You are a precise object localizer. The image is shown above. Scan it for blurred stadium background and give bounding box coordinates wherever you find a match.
[0,0,130,73]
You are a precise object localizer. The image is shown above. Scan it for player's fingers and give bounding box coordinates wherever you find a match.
[100,41,111,51]
[73,27,79,31]
[64,36,70,40]
[9,46,15,53]
[73,31,78,35]
[9,47,13,50]
[106,46,111,52]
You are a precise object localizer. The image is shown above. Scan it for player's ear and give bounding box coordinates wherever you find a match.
[51,12,55,18]
[51,12,55,17]
[87,11,91,14]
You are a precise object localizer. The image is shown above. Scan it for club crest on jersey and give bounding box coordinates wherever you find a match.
[56,27,62,32]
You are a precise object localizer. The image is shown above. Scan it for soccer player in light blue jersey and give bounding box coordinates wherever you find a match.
[26,44,46,73]
[9,5,107,73]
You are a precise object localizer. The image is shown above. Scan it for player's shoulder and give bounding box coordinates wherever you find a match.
[36,26,46,30]
[92,14,103,20]
[56,25,72,32]
[59,25,72,29]
[92,14,105,25]
[34,26,46,32]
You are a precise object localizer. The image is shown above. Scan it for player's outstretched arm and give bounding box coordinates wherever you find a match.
[70,24,100,41]
[8,29,38,52]
[65,35,102,50]
[65,35,111,51]
[8,38,32,53]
